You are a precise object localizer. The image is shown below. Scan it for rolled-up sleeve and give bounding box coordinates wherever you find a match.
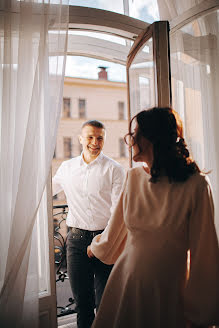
[52,163,64,196]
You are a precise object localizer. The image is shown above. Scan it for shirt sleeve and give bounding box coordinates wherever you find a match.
[52,162,65,196]
[184,176,219,326]
[110,165,126,215]
[90,172,128,265]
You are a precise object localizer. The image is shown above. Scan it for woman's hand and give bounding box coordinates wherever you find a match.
[87,234,101,258]
[87,245,94,258]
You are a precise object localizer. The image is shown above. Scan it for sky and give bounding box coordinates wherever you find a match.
[65,56,127,82]
[69,0,160,23]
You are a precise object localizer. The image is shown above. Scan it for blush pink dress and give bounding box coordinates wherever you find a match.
[91,167,219,328]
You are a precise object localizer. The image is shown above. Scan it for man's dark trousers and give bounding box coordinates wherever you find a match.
[67,228,113,328]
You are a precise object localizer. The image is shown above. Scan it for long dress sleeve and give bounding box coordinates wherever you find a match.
[184,175,219,326]
[90,173,128,265]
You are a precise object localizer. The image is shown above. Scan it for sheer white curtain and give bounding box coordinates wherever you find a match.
[170,10,219,237]
[0,1,69,327]
[157,1,219,236]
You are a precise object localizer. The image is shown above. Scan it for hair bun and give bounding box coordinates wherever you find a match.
[176,138,189,157]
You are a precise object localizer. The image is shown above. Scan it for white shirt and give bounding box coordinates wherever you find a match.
[52,152,125,231]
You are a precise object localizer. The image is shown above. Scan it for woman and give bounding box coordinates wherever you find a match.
[87,107,219,328]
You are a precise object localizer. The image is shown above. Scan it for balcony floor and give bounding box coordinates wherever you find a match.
[58,313,77,328]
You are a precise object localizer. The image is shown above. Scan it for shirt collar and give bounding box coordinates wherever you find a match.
[80,151,104,166]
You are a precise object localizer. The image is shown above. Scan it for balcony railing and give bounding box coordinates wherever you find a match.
[53,204,76,317]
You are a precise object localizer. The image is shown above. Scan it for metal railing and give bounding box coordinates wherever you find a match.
[53,204,76,317]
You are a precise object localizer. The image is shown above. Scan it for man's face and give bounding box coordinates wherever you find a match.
[79,125,105,160]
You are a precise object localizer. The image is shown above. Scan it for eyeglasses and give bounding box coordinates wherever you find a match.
[124,132,136,147]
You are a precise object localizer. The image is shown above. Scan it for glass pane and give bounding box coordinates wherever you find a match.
[63,98,71,118]
[170,10,219,235]
[170,11,218,171]
[65,56,126,82]
[64,137,72,158]
[69,30,127,45]
[128,0,159,23]
[70,0,124,15]
[128,37,154,168]
[129,37,155,119]
[69,1,160,23]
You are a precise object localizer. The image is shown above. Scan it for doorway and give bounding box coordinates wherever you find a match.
[39,7,171,327]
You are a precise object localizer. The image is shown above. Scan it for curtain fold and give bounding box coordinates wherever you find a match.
[0,1,69,327]
[158,0,219,237]
[169,10,219,237]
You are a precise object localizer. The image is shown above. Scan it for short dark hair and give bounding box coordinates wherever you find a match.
[82,120,105,130]
[125,107,200,183]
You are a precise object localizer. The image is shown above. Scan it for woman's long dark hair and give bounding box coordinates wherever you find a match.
[125,107,200,183]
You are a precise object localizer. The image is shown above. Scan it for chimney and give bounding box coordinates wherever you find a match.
[98,66,108,80]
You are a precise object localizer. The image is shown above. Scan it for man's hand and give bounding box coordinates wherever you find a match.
[87,245,94,258]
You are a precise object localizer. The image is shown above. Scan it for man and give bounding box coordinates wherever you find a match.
[52,120,125,328]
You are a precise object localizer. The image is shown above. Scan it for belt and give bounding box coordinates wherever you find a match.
[71,227,103,239]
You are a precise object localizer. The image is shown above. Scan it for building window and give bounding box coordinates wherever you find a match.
[119,138,126,157]
[63,97,71,118]
[78,139,83,155]
[118,101,125,120]
[78,99,86,118]
[63,137,72,158]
